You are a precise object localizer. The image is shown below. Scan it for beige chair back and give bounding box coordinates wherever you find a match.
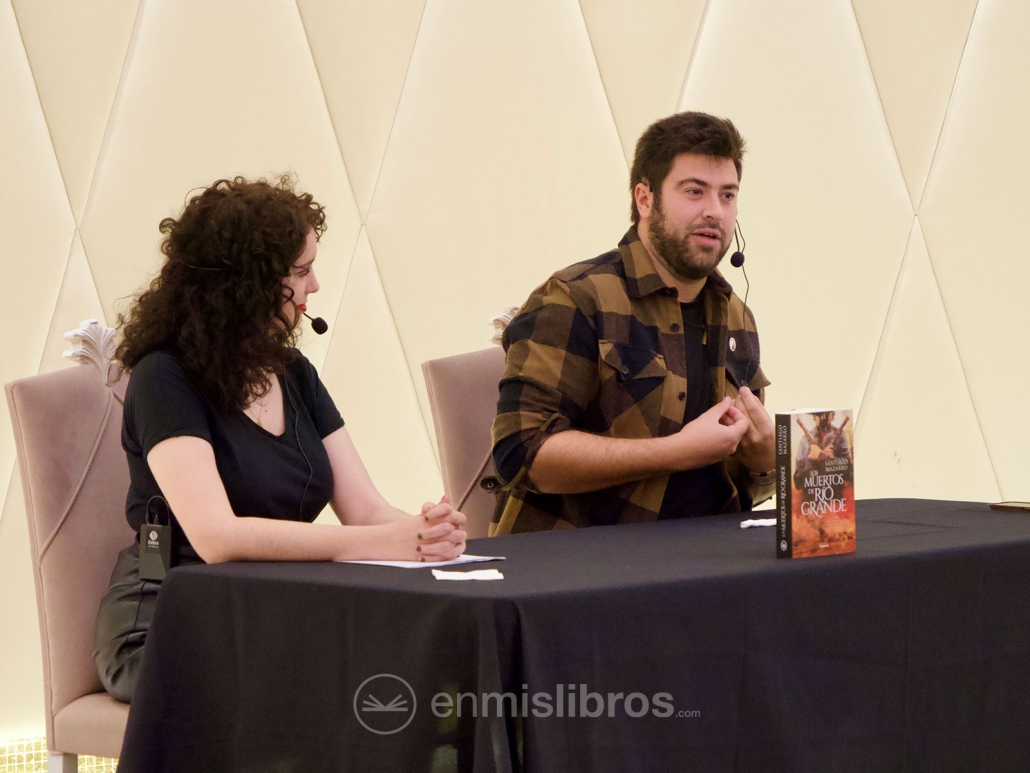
[422,347,506,539]
[6,363,133,750]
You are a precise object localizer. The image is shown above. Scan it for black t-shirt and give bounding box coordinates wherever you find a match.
[658,298,733,519]
[122,350,345,540]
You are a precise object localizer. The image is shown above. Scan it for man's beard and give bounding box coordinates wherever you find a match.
[647,199,731,282]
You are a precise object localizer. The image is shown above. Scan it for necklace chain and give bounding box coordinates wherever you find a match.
[246,378,274,428]
[247,398,265,428]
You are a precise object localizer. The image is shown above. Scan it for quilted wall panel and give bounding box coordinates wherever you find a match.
[1,0,1026,736]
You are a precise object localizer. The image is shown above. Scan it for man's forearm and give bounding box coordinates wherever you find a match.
[529,430,679,494]
[524,398,750,495]
[530,430,696,494]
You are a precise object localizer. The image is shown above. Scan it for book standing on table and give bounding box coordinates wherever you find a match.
[775,409,855,559]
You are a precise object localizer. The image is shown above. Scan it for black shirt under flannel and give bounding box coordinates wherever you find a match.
[490,227,771,536]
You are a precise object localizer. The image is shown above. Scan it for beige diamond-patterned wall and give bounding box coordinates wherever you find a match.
[0,0,1026,737]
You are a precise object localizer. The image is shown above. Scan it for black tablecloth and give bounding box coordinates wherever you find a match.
[117,500,1030,772]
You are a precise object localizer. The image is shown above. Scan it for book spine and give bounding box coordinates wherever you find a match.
[776,414,792,558]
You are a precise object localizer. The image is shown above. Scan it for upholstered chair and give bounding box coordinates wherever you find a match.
[421,346,506,539]
[5,321,133,771]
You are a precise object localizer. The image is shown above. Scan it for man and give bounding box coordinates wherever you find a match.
[490,111,775,535]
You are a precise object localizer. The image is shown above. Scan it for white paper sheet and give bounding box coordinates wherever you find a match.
[340,553,505,569]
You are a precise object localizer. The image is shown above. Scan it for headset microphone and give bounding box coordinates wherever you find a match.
[730,221,746,267]
[182,260,329,335]
[729,222,755,389]
[303,312,328,335]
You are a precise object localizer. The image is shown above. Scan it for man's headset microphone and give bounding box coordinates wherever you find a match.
[729,222,755,390]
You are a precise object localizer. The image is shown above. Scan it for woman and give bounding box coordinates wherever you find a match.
[93,175,467,703]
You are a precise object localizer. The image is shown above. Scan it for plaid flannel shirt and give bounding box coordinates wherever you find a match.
[490,227,772,536]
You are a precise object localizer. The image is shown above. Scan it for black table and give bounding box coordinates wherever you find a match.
[117,500,1030,772]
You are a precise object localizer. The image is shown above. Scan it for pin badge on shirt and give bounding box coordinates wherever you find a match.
[729,337,737,352]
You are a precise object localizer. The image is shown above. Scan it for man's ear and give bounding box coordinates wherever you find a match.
[634,181,653,220]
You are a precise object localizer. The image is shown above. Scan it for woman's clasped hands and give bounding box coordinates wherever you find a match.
[381,496,468,562]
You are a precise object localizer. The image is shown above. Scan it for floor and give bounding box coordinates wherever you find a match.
[0,738,116,772]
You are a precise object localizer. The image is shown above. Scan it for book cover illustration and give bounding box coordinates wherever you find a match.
[776,409,856,558]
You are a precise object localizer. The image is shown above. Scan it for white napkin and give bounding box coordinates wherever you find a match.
[432,568,505,581]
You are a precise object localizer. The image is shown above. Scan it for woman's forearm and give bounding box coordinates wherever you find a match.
[198,517,390,563]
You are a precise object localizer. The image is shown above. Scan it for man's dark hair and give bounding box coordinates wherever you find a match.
[629,112,746,224]
[116,174,327,412]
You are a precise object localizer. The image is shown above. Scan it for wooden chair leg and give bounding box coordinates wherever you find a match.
[48,751,78,772]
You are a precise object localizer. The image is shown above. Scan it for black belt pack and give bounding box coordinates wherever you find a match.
[139,495,178,582]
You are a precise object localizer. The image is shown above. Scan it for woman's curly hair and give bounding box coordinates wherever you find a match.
[116,175,327,412]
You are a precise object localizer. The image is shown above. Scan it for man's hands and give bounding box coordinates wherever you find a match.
[732,386,776,473]
[673,397,750,468]
[670,387,775,473]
